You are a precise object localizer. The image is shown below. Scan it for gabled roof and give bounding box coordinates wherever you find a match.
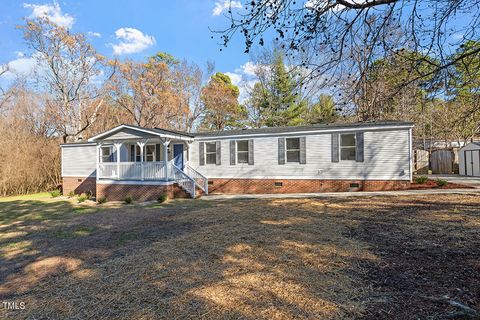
[73,120,413,145]
[87,124,194,142]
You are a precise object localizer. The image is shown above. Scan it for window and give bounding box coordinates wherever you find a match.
[286,138,300,163]
[340,134,356,160]
[237,140,249,164]
[205,142,217,164]
[145,145,156,162]
[101,146,114,163]
[135,145,156,162]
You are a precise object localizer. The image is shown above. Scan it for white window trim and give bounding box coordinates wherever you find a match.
[236,140,249,164]
[100,146,114,163]
[204,142,217,165]
[285,137,301,164]
[340,133,356,161]
[134,144,158,162]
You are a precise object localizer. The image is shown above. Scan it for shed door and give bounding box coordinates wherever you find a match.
[473,150,480,177]
[465,151,474,176]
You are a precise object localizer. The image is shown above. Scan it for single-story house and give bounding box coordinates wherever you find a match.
[61,121,414,200]
[459,142,480,176]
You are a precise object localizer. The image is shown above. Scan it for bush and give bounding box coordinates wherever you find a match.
[50,190,61,198]
[415,176,428,184]
[157,193,168,203]
[78,194,89,203]
[85,190,93,199]
[124,196,133,204]
[67,191,75,198]
[436,179,448,187]
[97,196,107,204]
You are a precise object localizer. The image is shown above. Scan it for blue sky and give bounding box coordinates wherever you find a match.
[0,0,253,85]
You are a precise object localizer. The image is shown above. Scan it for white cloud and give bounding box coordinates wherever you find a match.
[212,0,242,16]
[23,1,75,28]
[224,72,242,87]
[87,31,102,38]
[0,53,39,81]
[111,27,156,55]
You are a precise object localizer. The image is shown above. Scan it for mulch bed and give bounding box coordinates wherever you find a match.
[409,179,475,190]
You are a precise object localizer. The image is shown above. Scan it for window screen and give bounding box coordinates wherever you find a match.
[340,134,356,161]
[205,142,217,164]
[286,138,300,163]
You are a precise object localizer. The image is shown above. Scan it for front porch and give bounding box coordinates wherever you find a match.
[88,125,208,197]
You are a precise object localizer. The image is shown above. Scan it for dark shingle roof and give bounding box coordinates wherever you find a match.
[193,120,414,138]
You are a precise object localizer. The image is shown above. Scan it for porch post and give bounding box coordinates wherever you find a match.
[137,140,146,181]
[113,141,123,180]
[96,143,102,181]
[186,141,192,166]
[163,140,170,180]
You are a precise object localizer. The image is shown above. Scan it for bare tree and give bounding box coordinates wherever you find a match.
[21,18,112,142]
[0,65,16,113]
[217,0,480,101]
[108,55,181,129]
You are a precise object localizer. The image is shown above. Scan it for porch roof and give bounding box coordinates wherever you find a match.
[87,124,194,143]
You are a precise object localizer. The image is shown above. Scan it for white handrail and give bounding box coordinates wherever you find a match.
[171,163,196,198]
[184,164,208,195]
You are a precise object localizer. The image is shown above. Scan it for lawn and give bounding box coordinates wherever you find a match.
[0,194,479,319]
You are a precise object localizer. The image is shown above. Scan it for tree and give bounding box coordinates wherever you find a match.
[21,18,111,143]
[200,72,245,130]
[247,50,307,127]
[109,53,182,128]
[217,0,480,109]
[306,94,339,124]
[170,60,205,132]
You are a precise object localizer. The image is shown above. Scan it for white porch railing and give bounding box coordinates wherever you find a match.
[184,164,208,194]
[171,163,196,198]
[98,161,166,180]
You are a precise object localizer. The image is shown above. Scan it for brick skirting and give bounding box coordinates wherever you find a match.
[62,177,97,196]
[207,178,410,194]
[96,183,189,201]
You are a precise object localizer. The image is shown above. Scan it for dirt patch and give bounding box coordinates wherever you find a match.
[1,195,479,319]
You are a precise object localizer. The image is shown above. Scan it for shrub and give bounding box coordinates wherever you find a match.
[415,176,428,184]
[78,194,89,203]
[157,193,168,203]
[436,179,448,187]
[124,196,133,204]
[50,190,61,198]
[85,190,93,199]
[97,196,107,204]
[67,191,75,198]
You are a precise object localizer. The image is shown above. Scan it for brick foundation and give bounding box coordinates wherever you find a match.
[207,178,410,194]
[96,183,189,201]
[63,177,97,196]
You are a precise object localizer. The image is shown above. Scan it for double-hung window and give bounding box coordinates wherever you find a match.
[340,134,356,161]
[237,140,249,164]
[205,142,217,164]
[101,146,114,163]
[135,144,156,162]
[286,138,300,163]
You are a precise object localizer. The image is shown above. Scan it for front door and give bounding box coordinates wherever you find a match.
[173,144,184,170]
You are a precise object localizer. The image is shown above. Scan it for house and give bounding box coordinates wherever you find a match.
[60,121,414,200]
[459,142,480,176]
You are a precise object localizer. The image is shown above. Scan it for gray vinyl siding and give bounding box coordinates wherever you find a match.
[189,129,411,180]
[102,128,157,141]
[61,145,97,177]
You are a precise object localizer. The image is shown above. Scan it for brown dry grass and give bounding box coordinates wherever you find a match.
[0,194,479,319]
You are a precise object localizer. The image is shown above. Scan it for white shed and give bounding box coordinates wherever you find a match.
[459,142,480,176]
